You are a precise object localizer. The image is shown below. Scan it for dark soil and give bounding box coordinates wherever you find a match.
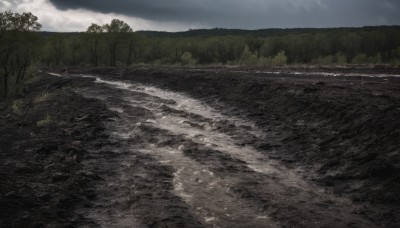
[66,66,400,226]
[1,66,399,227]
[0,75,119,227]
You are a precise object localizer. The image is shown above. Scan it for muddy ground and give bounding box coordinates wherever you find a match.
[1,66,399,227]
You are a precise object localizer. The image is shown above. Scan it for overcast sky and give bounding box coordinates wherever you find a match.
[1,0,399,32]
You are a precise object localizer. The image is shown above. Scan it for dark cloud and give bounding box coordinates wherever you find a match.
[48,0,400,28]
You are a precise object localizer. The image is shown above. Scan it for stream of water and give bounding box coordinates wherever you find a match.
[51,72,377,227]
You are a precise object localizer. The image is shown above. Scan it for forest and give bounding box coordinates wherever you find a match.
[41,24,400,67]
[1,10,400,98]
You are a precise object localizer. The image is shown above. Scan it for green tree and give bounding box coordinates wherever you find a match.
[334,52,347,65]
[50,35,64,65]
[352,53,367,64]
[246,37,264,58]
[9,12,41,32]
[85,23,103,66]
[272,51,288,66]
[0,10,41,98]
[257,56,272,66]
[181,52,196,65]
[368,53,382,64]
[125,33,144,66]
[67,35,82,66]
[342,33,361,61]
[239,45,257,65]
[313,55,334,65]
[102,19,133,66]
[260,39,275,58]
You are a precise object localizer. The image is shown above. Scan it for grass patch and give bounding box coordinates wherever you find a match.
[12,100,24,115]
[34,92,52,103]
[37,114,52,127]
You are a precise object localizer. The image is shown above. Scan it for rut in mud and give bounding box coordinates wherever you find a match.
[52,73,378,227]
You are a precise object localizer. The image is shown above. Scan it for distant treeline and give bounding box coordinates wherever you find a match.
[1,10,400,98]
[39,23,400,67]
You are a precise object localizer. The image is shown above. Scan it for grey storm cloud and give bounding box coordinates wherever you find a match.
[48,0,400,28]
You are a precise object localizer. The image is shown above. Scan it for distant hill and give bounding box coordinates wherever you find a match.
[136,26,400,38]
[39,31,80,36]
[39,26,400,38]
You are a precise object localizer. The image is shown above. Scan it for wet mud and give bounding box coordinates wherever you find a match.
[1,66,400,227]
